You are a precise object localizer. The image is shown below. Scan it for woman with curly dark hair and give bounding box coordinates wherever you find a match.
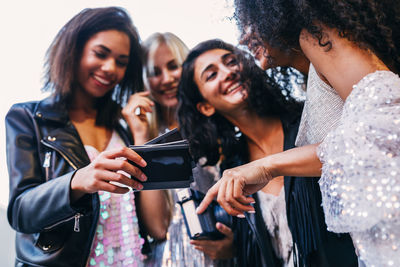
[177,39,335,266]
[178,38,300,266]
[198,1,400,266]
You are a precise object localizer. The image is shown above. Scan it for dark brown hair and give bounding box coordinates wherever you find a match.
[43,6,143,128]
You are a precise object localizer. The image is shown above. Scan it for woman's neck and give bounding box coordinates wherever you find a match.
[160,105,178,130]
[227,109,285,196]
[69,88,97,116]
[300,27,389,100]
[225,108,283,155]
[290,50,310,76]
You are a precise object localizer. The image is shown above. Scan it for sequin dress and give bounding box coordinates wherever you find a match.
[317,71,400,267]
[85,131,146,267]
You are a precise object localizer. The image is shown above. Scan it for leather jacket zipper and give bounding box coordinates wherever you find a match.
[74,213,81,232]
[43,151,51,181]
[41,139,78,170]
[41,138,82,232]
[44,213,83,232]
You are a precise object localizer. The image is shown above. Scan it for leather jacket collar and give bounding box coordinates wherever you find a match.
[34,96,70,124]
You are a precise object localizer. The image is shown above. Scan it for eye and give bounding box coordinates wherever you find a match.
[205,71,217,81]
[94,50,107,59]
[149,67,161,77]
[227,57,238,66]
[167,60,179,71]
[116,60,128,68]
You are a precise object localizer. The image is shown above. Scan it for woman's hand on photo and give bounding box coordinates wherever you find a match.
[71,147,147,201]
[197,158,273,217]
[190,222,234,260]
[122,91,155,145]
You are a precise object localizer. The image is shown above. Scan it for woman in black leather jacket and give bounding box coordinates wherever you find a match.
[5,7,170,266]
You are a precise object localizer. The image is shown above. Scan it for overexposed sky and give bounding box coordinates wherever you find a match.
[0,0,238,207]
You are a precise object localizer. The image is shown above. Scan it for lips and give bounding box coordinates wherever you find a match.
[157,85,178,98]
[92,74,113,87]
[224,82,243,95]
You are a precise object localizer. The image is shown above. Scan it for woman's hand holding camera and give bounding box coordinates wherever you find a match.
[70,147,147,201]
[122,91,154,145]
[190,222,235,260]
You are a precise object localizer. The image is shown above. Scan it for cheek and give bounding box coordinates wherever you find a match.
[148,77,161,92]
[116,68,127,83]
[172,68,182,81]
[198,84,215,101]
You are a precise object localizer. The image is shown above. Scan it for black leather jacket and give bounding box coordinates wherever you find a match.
[6,97,146,267]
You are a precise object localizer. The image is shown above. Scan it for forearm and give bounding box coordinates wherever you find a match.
[138,190,171,240]
[9,172,82,233]
[265,143,322,178]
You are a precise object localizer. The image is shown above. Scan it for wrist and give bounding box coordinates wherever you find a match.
[70,170,86,202]
[260,155,278,179]
[133,133,149,145]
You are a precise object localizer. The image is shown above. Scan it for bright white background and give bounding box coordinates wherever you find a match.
[0,0,239,208]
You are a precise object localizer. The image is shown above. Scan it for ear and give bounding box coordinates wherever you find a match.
[197,102,216,117]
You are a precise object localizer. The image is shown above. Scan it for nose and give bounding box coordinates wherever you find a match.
[101,58,116,74]
[161,70,174,85]
[220,65,236,82]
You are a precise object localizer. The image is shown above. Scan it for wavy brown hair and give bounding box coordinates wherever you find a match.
[43,6,143,128]
[177,39,302,166]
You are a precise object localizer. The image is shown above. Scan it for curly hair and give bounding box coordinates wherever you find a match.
[177,39,302,166]
[234,0,400,74]
[234,0,302,52]
[295,0,400,73]
[43,7,143,128]
[235,1,307,99]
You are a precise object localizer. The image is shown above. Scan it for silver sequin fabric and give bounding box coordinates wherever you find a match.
[317,71,400,267]
[295,64,344,146]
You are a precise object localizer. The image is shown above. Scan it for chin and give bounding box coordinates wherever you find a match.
[160,98,178,109]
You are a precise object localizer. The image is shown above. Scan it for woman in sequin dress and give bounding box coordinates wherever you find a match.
[235,10,358,267]
[6,7,170,267]
[198,1,400,266]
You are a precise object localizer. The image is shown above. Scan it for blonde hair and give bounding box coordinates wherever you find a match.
[142,32,189,139]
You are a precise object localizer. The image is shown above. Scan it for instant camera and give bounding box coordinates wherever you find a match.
[177,188,232,240]
[129,128,195,190]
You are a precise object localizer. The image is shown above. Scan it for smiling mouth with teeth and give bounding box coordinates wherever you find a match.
[93,75,112,86]
[226,83,243,94]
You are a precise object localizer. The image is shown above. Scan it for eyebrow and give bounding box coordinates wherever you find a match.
[200,52,233,80]
[96,44,129,59]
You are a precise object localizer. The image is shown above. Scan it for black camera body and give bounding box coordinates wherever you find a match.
[176,188,232,240]
[129,129,195,190]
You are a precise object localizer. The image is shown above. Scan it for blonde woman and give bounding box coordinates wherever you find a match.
[124,32,227,266]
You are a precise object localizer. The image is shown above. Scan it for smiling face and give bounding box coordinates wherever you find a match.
[194,49,248,116]
[147,43,181,108]
[77,30,130,99]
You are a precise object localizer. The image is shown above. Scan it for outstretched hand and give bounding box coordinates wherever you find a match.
[71,147,147,201]
[197,158,273,217]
